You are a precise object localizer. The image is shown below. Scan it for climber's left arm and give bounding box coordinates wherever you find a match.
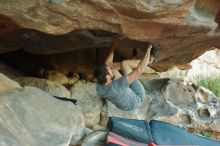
[105,36,120,66]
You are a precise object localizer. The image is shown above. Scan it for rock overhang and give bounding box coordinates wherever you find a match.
[0,0,220,72]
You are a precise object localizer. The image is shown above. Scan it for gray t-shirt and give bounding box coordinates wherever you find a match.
[96,76,144,111]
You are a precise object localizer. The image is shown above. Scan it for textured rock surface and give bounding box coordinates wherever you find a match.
[145,78,220,132]
[0,86,85,146]
[0,0,220,72]
[70,81,103,128]
[15,77,70,97]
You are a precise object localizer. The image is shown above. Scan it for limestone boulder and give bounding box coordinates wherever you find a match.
[160,79,197,107]
[15,77,70,97]
[156,78,220,132]
[70,81,103,128]
[145,95,179,119]
[0,73,21,93]
[0,86,85,146]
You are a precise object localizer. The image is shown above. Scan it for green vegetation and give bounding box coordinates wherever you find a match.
[195,75,220,98]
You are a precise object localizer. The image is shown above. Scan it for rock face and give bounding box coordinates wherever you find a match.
[70,81,104,128]
[0,86,85,146]
[0,0,220,72]
[144,78,220,132]
[15,77,71,97]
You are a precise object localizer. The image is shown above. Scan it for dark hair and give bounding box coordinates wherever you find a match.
[94,65,108,84]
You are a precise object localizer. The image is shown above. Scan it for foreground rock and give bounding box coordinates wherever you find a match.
[15,77,70,97]
[0,86,85,146]
[70,81,103,128]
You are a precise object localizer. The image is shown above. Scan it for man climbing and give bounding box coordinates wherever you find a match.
[94,36,154,111]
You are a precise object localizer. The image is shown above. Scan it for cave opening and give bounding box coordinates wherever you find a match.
[0,29,150,83]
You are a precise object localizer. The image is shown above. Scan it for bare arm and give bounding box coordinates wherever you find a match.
[127,45,153,84]
[104,36,119,66]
